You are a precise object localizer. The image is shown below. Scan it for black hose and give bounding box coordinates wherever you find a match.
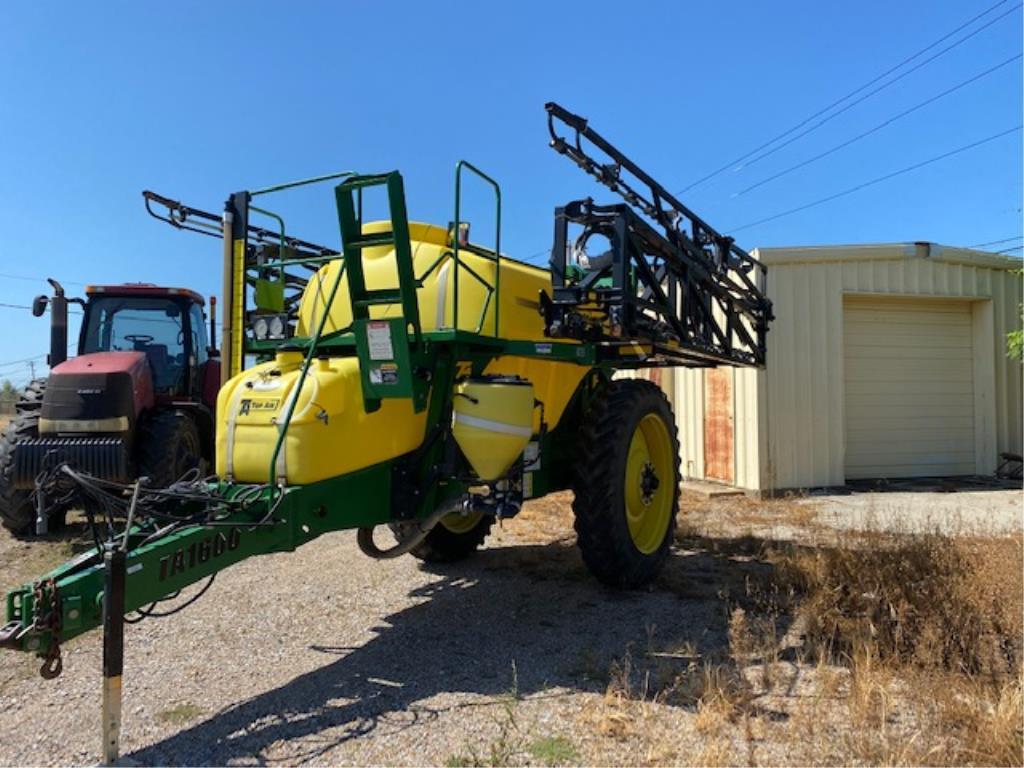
[356,500,467,560]
[124,574,216,623]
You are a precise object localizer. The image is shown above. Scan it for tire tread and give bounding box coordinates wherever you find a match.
[571,379,681,588]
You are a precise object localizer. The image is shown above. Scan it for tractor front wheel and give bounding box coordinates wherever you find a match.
[0,378,66,536]
[137,410,203,488]
[571,379,680,588]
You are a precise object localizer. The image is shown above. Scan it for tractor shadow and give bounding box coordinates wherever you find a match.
[130,532,797,766]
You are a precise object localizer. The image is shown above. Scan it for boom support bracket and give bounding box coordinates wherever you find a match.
[542,103,772,367]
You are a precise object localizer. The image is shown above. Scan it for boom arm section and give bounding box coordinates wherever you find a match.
[542,103,773,367]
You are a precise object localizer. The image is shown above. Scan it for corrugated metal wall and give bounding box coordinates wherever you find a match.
[669,245,1023,491]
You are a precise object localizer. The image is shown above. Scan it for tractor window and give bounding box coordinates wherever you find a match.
[81,297,187,394]
[189,304,208,367]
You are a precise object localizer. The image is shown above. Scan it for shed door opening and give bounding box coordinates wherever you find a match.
[704,366,734,483]
[843,296,975,479]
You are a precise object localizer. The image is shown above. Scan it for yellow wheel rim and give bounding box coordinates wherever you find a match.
[624,413,674,554]
[440,509,483,534]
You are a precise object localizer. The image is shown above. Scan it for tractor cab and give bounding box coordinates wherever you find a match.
[78,285,210,399]
[0,281,220,537]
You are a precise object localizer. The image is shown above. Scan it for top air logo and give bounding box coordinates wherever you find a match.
[239,398,280,416]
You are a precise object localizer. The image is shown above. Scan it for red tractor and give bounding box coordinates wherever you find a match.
[0,279,219,535]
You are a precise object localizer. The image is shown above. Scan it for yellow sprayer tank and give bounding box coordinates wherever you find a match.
[216,221,587,485]
[216,349,429,484]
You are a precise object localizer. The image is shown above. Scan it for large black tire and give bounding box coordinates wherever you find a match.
[136,410,203,488]
[571,379,681,588]
[391,512,494,563]
[0,378,66,536]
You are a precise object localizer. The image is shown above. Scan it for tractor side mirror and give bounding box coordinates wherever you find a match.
[31,295,48,317]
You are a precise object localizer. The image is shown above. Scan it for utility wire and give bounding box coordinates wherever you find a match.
[523,247,550,264]
[0,341,78,371]
[996,245,1024,253]
[968,235,1023,247]
[727,125,1022,233]
[677,0,1016,194]
[0,272,87,286]
[0,301,83,315]
[737,4,1022,171]
[734,53,1023,196]
[0,353,47,369]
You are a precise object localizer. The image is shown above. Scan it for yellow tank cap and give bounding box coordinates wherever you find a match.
[274,348,304,368]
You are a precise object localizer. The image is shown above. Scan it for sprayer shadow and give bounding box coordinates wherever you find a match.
[129,534,790,765]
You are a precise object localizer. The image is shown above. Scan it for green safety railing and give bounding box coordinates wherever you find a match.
[248,205,287,308]
[260,162,503,495]
[250,171,358,498]
[453,161,501,335]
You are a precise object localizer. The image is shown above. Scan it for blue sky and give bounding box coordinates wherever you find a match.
[1,1,1021,386]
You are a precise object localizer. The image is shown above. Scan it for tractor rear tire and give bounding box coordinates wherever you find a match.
[137,410,203,488]
[392,511,494,563]
[0,378,66,536]
[571,379,680,588]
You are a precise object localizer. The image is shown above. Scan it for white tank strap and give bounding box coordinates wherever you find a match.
[453,411,532,438]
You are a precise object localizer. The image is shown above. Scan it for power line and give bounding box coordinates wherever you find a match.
[996,245,1024,253]
[0,302,83,315]
[0,272,87,286]
[0,353,47,369]
[736,4,1022,171]
[677,0,1016,194]
[734,52,1022,197]
[727,125,1022,233]
[968,235,1023,247]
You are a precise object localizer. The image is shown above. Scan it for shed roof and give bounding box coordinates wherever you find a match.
[750,242,1022,271]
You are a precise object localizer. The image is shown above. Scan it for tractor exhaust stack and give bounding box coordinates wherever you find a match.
[33,278,68,368]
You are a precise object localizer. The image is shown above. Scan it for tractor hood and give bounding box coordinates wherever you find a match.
[40,351,155,435]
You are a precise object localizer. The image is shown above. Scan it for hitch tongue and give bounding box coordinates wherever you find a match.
[0,620,23,651]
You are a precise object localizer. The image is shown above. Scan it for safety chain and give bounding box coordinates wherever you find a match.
[31,578,62,679]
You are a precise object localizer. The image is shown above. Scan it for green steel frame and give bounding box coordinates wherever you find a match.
[2,164,617,669]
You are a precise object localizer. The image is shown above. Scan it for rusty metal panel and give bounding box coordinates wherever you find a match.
[703,367,734,484]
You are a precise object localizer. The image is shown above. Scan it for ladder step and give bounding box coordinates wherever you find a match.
[345,231,395,250]
[340,174,393,190]
[354,289,404,307]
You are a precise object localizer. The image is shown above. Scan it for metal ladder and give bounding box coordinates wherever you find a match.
[335,172,421,344]
[334,171,430,414]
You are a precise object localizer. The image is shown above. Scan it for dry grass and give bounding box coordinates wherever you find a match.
[573,495,1023,766]
[768,532,1023,766]
[771,533,1022,676]
[677,489,821,539]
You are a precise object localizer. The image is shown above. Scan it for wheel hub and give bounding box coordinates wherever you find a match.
[639,462,660,503]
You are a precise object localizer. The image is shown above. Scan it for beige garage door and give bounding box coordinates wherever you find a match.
[844,296,975,479]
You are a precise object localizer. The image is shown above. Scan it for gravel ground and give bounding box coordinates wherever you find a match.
[805,485,1022,537]
[0,495,742,766]
[0,486,1019,766]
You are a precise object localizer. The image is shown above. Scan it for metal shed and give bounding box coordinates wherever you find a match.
[664,242,1023,492]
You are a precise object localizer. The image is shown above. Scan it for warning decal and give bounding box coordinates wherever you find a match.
[366,321,394,361]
